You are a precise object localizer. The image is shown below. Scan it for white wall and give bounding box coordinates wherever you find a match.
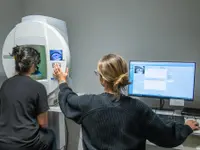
[22,0,200,149]
[0,0,24,84]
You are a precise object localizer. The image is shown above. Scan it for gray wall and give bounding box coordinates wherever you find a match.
[24,0,200,106]
[0,0,24,84]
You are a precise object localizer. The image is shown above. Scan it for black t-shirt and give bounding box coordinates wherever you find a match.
[0,75,49,145]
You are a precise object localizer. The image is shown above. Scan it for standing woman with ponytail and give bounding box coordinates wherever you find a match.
[54,54,198,150]
[0,46,56,150]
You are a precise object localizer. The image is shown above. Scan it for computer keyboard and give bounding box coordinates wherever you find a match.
[193,130,200,135]
[157,114,185,124]
[182,107,200,116]
[156,112,200,136]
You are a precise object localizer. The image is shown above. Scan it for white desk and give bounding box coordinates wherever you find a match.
[50,106,200,150]
[146,141,184,150]
[149,109,200,150]
[153,109,200,136]
[147,135,200,150]
[78,134,200,150]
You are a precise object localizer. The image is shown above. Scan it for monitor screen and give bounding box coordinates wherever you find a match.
[26,45,47,80]
[128,61,196,100]
[50,50,63,61]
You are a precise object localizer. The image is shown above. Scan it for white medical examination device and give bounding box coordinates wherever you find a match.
[2,15,70,150]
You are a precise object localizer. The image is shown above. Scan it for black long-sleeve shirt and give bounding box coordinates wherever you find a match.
[59,83,193,150]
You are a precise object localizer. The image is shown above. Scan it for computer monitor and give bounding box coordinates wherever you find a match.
[128,61,196,100]
[24,45,47,80]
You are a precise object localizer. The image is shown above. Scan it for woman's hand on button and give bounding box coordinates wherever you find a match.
[53,63,68,83]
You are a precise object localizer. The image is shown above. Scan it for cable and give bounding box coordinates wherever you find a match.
[159,99,165,109]
[65,118,69,150]
[48,87,60,107]
[48,101,59,107]
[59,145,65,150]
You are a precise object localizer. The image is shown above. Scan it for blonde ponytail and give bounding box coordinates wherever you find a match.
[113,73,130,96]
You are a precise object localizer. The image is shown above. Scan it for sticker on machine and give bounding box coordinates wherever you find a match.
[50,50,63,61]
[3,54,14,59]
[51,77,56,80]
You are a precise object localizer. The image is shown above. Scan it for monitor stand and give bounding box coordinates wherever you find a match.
[159,98,165,110]
[152,98,174,111]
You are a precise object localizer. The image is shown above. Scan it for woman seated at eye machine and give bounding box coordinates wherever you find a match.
[0,46,56,150]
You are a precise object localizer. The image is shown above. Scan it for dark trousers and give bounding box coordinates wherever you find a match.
[0,128,56,150]
[36,128,57,150]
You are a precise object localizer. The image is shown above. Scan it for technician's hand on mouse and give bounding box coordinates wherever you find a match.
[53,63,68,83]
[185,120,199,131]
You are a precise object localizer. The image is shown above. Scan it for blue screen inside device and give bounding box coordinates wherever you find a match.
[50,50,63,61]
